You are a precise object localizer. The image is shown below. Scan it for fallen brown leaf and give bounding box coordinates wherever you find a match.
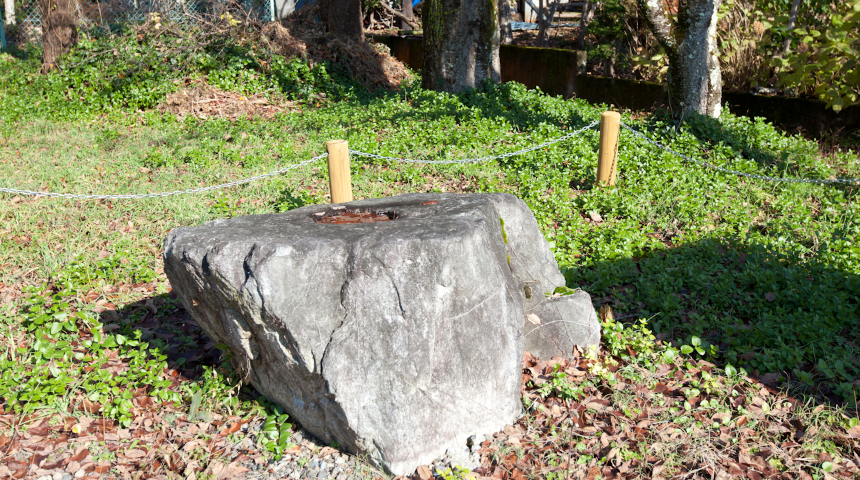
[416,465,433,480]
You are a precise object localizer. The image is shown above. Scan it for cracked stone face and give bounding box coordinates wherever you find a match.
[163,192,599,475]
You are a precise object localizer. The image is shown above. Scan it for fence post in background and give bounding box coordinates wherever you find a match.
[596,111,621,187]
[1,12,6,50]
[326,140,353,204]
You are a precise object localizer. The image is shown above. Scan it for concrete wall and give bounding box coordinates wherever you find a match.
[370,34,859,137]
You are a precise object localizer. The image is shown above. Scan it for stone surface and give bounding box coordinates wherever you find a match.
[489,195,601,359]
[523,290,601,360]
[163,192,599,475]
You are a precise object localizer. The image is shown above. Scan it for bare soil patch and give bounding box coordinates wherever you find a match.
[157,79,297,121]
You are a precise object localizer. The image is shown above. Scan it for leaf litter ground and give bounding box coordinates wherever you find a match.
[2,282,858,479]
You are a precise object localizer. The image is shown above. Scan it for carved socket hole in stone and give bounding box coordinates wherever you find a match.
[312,207,399,224]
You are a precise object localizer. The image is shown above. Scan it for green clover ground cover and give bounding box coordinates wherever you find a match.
[1,27,858,434]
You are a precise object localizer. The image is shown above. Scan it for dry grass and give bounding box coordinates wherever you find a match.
[158,79,298,121]
[716,0,774,92]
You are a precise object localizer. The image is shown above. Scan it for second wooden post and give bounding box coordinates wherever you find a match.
[596,111,621,186]
[326,140,353,204]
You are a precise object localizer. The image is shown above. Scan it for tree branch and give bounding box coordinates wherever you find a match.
[636,0,678,55]
[382,0,419,30]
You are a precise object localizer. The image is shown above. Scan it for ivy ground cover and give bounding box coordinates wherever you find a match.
[1,33,859,478]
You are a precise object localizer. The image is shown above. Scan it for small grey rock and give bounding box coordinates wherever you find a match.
[335,474,347,480]
[316,470,329,479]
[442,445,480,471]
[310,460,320,469]
[61,475,73,480]
[467,434,487,452]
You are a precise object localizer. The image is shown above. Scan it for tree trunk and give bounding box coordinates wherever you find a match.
[536,0,559,47]
[4,0,15,25]
[781,0,802,56]
[40,0,78,71]
[498,0,513,44]
[637,0,722,119]
[401,0,413,29]
[324,0,363,42]
[603,56,614,77]
[576,1,596,50]
[422,0,501,93]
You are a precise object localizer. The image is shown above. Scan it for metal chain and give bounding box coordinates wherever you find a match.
[348,121,600,165]
[0,154,327,200]
[621,123,860,185]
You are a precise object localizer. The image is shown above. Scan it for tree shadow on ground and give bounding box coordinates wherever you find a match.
[562,235,860,413]
[377,81,594,134]
[635,112,858,192]
[98,292,224,383]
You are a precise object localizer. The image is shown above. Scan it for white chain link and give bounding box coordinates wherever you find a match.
[348,121,600,164]
[8,118,849,200]
[0,154,327,200]
[621,123,860,185]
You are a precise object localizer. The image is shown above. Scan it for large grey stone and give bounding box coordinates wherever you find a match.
[162,192,599,475]
[487,196,601,359]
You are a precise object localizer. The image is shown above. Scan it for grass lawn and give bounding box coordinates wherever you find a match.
[1,24,859,479]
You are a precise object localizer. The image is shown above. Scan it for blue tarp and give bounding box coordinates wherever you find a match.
[510,21,579,30]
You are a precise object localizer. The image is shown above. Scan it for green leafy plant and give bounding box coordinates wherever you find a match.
[773,1,860,111]
[0,290,180,427]
[536,365,588,401]
[602,317,656,358]
[586,0,631,66]
[259,409,294,460]
[438,465,474,480]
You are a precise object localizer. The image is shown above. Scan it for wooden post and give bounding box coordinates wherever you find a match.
[326,140,353,204]
[596,111,621,186]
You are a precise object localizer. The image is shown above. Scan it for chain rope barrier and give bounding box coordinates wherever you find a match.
[4,118,857,201]
[621,123,860,185]
[0,154,327,200]
[348,120,600,164]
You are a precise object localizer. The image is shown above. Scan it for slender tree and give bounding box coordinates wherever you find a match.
[637,0,722,119]
[536,0,560,47]
[39,0,78,71]
[422,0,501,92]
[401,0,413,29]
[4,0,15,26]
[499,0,513,44]
[781,0,803,56]
[576,1,597,49]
